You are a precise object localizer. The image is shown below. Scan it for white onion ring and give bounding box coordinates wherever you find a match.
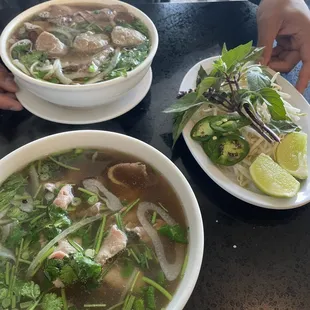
[0,244,15,262]
[20,202,34,213]
[137,202,185,281]
[83,179,123,211]
[54,59,73,84]
[10,39,32,56]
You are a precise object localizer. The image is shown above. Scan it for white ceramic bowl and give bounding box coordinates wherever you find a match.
[0,0,158,108]
[0,130,204,309]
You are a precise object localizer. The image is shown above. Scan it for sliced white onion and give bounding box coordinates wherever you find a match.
[86,48,121,84]
[29,165,40,197]
[45,192,55,202]
[12,59,30,75]
[0,244,16,262]
[137,202,185,282]
[10,39,32,55]
[92,151,98,163]
[1,224,12,243]
[48,27,73,41]
[20,202,34,213]
[83,179,123,211]
[54,59,73,84]
[0,207,8,220]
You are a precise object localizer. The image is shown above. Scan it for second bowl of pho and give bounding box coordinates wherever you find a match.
[0,130,203,310]
[0,0,158,108]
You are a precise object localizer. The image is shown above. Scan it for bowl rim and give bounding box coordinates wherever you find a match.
[0,0,159,89]
[0,130,204,310]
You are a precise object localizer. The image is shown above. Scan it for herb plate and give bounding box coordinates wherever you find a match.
[182,56,310,209]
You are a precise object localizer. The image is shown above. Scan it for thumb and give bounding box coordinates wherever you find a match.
[296,61,310,93]
[257,14,280,65]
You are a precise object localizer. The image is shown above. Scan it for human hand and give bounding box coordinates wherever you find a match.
[0,64,22,111]
[257,0,310,93]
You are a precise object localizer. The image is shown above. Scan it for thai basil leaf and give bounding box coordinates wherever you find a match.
[247,69,271,91]
[197,77,218,98]
[196,66,208,87]
[268,120,301,134]
[259,88,287,120]
[212,58,227,74]
[172,105,201,147]
[222,43,228,55]
[163,92,201,114]
[221,41,253,71]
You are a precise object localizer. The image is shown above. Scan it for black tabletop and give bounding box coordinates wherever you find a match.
[1,1,310,309]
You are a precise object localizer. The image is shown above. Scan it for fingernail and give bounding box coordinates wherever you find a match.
[10,105,23,111]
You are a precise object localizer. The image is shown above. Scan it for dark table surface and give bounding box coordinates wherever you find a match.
[1,1,310,309]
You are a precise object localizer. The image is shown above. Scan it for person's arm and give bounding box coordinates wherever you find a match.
[257,0,310,93]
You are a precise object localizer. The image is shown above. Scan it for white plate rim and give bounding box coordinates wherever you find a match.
[16,68,152,125]
[182,56,310,210]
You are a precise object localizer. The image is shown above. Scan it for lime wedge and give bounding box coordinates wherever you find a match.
[276,132,308,179]
[250,154,300,198]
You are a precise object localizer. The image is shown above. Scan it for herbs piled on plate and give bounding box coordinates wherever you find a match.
[164,41,308,196]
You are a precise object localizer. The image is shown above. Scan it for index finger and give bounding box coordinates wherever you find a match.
[257,16,280,65]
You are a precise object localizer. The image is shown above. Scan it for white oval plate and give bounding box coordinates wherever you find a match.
[182,56,310,210]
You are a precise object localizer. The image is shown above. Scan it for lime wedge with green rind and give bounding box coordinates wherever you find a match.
[250,154,300,198]
[275,132,308,180]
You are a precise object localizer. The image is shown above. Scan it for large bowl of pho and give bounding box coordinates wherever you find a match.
[0,0,158,108]
[0,130,203,310]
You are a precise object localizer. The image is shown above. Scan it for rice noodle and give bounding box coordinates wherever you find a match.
[12,59,30,75]
[137,202,185,282]
[30,61,40,77]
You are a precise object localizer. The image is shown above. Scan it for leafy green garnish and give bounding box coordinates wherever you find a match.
[111,41,150,73]
[145,286,156,310]
[131,19,149,37]
[247,67,271,91]
[41,293,63,310]
[20,51,48,68]
[164,41,299,146]
[0,173,27,209]
[20,281,40,301]
[11,42,31,59]
[44,252,102,287]
[5,224,26,249]
[259,88,287,120]
[158,224,188,244]
[269,120,301,134]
